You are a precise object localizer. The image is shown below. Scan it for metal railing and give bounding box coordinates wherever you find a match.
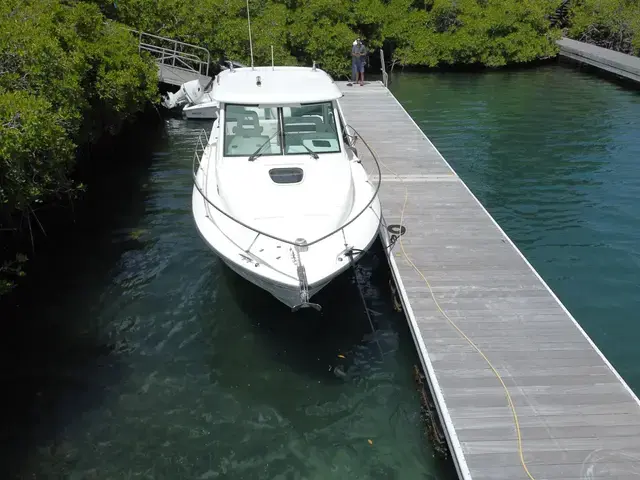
[130,29,211,78]
[191,126,382,249]
[380,49,389,88]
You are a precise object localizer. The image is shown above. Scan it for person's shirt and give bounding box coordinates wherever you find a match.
[352,43,367,62]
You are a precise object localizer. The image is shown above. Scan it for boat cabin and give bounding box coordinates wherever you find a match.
[210,66,351,161]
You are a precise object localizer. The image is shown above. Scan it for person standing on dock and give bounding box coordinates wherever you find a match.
[351,38,367,86]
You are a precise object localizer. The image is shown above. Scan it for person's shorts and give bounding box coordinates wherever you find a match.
[353,60,365,74]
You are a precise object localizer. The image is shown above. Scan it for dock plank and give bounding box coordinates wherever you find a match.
[337,81,640,480]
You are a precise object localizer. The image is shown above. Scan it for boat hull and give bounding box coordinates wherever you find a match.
[193,194,378,310]
[220,255,332,309]
[193,212,377,310]
[183,102,218,119]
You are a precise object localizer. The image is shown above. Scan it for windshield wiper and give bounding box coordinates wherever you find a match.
[248,129,281,162]
[300,142,319,160]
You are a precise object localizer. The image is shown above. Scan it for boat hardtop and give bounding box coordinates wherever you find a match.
[211,66,343,105]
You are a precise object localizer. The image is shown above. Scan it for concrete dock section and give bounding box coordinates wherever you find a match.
[557,37,640,84]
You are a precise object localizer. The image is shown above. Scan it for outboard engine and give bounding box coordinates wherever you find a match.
[161,79,206,109]
[219,59,247,71]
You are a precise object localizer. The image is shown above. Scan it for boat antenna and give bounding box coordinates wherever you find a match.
[271,45,274,70]
[246,0,254,69]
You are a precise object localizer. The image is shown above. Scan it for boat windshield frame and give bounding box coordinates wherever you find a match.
[222,101,343,159]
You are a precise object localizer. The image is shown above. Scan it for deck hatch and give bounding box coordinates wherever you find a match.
[269,167,304,184]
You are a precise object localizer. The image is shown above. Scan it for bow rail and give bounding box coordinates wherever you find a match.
[191,125,382,249]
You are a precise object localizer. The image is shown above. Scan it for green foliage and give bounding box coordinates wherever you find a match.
[0,90,74,211]
[288,0,360,75]
[567,0,640,55]
[0,0,158,293]
[93,0,562,77]
[387,0,562,67]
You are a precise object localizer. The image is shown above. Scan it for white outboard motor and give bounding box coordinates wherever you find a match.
[162,79,206,109]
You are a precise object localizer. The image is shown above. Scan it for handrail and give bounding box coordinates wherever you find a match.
[132,29,211,57]
[192,125,382,249]
[139,44,204,62]
[129,28,211,78]
[380,49,389,88]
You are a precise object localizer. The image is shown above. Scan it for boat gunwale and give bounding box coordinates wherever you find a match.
[191,200,381,291]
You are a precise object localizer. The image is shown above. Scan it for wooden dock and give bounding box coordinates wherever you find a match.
[557,37,640,84]
[337,81,640,480]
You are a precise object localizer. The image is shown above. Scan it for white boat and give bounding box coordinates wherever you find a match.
[162,78,218,119]
[182,92,218,119]
[191,64,382,310]
[162,61,246,119]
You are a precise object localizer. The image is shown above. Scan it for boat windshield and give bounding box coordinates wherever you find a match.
[223,102,341,158]
[282,102,340,155]
[224,105,282,157]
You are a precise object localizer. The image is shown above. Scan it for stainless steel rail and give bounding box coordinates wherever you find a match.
[130,29,211,78]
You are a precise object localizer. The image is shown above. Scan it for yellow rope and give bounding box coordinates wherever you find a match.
[376,155,536,480]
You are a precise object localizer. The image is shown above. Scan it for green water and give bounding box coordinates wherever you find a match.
[3,64,640,479]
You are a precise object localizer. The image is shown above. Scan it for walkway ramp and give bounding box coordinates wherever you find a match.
[132,29,212,86]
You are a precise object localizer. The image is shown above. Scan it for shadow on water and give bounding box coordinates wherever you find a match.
[218,239,394,385]
[557,56,640,92]
[0,116,166,478]
[196,238,458,479]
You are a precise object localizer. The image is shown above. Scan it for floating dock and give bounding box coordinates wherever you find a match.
[337,81,640,480]
[557,37,640,84]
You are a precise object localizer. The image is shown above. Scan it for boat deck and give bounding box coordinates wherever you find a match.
[336,80,640,479]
